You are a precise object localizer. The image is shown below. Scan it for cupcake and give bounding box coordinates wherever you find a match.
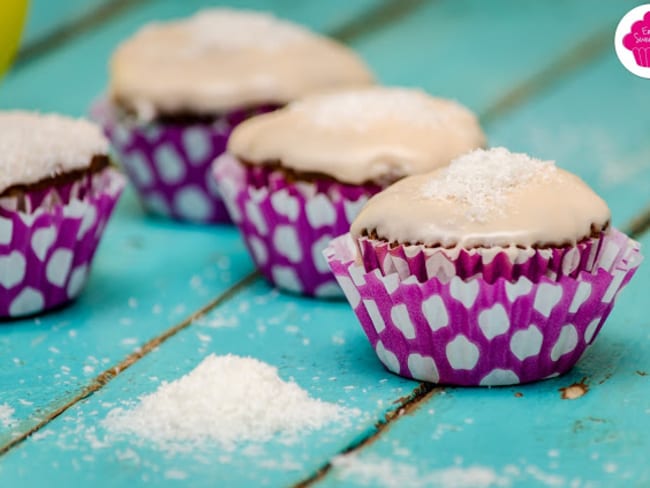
[0,112,125,318]
[214,87,486,296]
[97,8,373,223]
[325,147,642,385]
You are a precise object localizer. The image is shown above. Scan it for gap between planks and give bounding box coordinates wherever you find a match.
[15,0,152,68]
[626,205,650,239]
[294,384,440,488]
[0,271,260,457]
[12,0,424,71]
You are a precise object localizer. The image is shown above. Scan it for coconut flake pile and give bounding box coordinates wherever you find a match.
[291,88,456,132]
[183,9,309,51]
[0,111,108,193]
[422,147,556,221]
[102,354,356,451]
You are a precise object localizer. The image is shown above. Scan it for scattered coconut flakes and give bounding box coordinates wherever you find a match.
[422,147,556,222]
[290,87,464,132]
[102,354,358,451]
[331,454,510,488]
[0,111,108,192]
[180,9,308,52]
[0,403,17,429]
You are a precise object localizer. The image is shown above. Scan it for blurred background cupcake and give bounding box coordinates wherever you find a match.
[214,86,485,297]
[96,8,373,224]
[0,111,125,318]
[326,147,642,385]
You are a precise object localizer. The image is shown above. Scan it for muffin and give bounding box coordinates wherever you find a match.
[325,147,642,385]
[0,112,125,318]
[96,8,373,223]
[214,87,486,296]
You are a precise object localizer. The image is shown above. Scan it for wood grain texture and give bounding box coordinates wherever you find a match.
[0,0,648,486]
[0,280,421,486]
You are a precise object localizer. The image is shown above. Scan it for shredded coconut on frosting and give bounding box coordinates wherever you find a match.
[290,88,464,132]
[0,111,108,192]
[183,9,309,52]
[102,354,357,452]
[422,147,556,221]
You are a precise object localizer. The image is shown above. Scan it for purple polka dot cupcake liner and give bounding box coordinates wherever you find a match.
[213,154,381,297]
[325,230,642,386]
[93,99,276,224]
[0,168,125,318]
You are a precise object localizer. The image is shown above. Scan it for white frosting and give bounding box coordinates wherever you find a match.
[351,147,611,248]
[110,9,374,118]
[228,87,486,185]
[0,111,108,192]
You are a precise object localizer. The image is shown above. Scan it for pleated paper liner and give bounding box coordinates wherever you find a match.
[357,234,603,284]
[93,99,276,224]
[213,153,381,297]
[325,230,642,385]
[0,168,125,318]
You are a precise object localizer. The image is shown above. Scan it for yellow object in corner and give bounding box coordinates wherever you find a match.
[0,0,29,77]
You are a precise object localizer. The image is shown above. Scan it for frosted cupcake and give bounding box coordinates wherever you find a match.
[97,9,373,223]
[326,147,642,385]
[0,112,125,318]
[214,87,486,296]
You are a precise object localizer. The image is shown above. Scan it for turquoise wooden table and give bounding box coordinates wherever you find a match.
[1,1,649,486]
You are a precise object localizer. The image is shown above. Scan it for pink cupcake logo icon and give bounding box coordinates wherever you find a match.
[616,4,650,78]
[623,10,650,67]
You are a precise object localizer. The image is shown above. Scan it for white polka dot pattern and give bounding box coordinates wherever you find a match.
[375,341,400,374]
[271,266,303,294]
[0,218,13,245]
[10,288,45,317]
[550,324,578,361]
[0,251,26,288]
[273,226,302,263]
[97,99,268,224]
[0,168,125,318]
[174,186,213,222]
[421,294,448,331]
[270,190,300,222]
[478,304,510,340]
[509,325,543,361]
[31,226,56,261]
[391,304,415,339]
[46,249,74,287]
[248,236,268,266]
[446,335,480,370]
[480,369,519,386]
[325,229,642,386]
[584,317,601,344]
[154,144,187,184]
[212,153,382,297]
[407,353,439,383]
